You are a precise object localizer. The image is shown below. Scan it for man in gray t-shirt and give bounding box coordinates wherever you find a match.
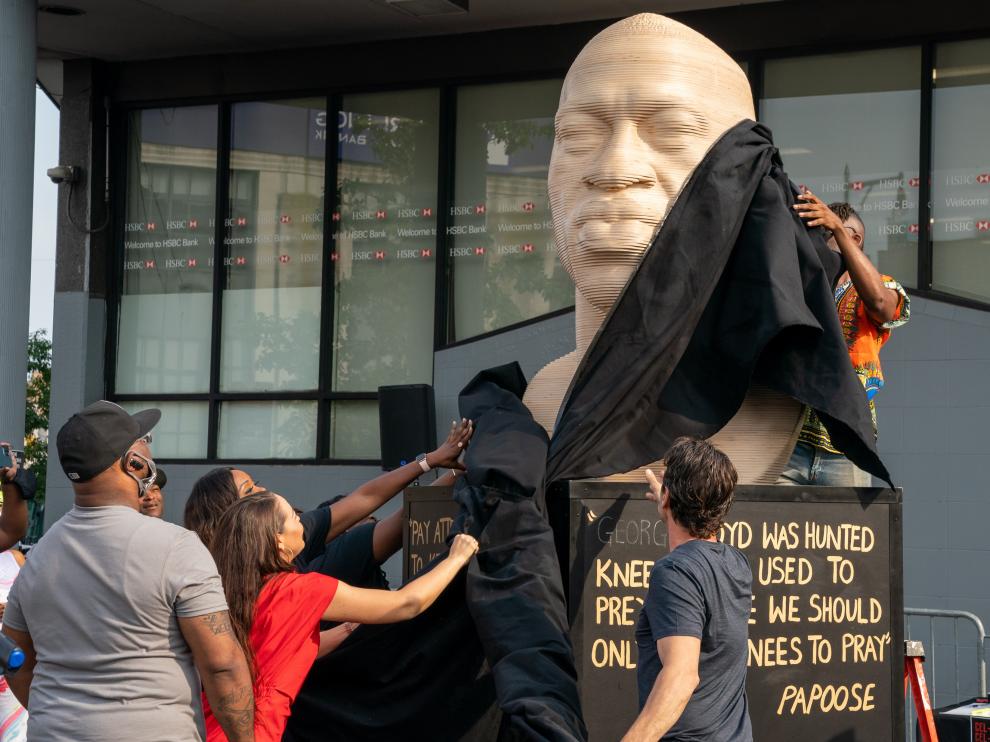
[2,401,254,741]
[623,437,753,742]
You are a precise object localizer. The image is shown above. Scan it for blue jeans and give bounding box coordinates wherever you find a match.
[776,442,873,487]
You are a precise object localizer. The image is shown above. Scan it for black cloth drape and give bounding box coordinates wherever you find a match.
[284,363,586,742]
[546,119,892,487]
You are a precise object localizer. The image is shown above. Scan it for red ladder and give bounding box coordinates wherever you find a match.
[905,639,939,742]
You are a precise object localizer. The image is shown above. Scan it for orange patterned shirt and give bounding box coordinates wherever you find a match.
[798,275,910,453]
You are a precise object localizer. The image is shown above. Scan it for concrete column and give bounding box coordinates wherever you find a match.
[45,60,109,526]
[0,0,36,447]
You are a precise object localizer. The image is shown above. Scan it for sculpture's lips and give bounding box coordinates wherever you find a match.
[572,199,662,227]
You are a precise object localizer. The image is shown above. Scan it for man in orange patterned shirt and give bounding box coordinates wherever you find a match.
[778,193,910,486]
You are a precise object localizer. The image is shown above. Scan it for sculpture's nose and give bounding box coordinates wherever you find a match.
[582,121,657,191]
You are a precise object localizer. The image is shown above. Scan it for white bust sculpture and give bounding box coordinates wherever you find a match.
[523,12,802,483]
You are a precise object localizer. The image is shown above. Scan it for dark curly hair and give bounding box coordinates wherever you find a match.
[662,437,738,539]
[828,201,865,235]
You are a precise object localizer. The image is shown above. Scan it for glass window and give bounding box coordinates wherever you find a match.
[932,38,990,303]
[332,90,438,393]
[329,400,381,460]
[761,48,921,286]
[117,106,217,393]
[218,400,317,459]
[448,79,573,341]
[220,98,326,392]
[118,401,209,459]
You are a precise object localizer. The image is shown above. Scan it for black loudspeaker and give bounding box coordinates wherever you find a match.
[378,384,437,470]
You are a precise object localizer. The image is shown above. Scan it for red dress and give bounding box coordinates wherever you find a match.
[204,572,339,742]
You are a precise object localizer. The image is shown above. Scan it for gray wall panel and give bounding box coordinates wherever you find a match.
[432,312,575,443]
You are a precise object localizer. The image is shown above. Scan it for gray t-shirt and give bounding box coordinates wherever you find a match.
[635,540,753,742]
[4,505,228,741]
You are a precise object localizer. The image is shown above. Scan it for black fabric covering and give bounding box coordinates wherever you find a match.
[284,363,586,742]
[546,119,892,488]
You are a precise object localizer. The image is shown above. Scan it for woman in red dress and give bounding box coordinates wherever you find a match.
[203,491,479,742]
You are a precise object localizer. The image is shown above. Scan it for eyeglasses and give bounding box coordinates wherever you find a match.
[123,449,158,494]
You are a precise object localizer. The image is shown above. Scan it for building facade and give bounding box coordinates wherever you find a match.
[42,0,990,702]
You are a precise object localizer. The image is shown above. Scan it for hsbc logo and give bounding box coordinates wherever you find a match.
[280,215,291,225]
[421,248,431,258]
[145,260,155,269]
[908,177,920,188]
[331,212,341,222]
[978,174,990,185]
[235,217,247,227]
[188,218,199,229]
[908,224,919,234]
[522,202,535,212]
[375,250,386,260]
[330,252,339,261]
[187,258,197,268]
[376,210,386,220]
[977,220,990,232]
[522,243,534,253]
[236,256,246,265]
[421,207,432,218]
[850,181,864,191]
[474,246,485,256]
[279,255,290,264]
[475,204,486,215]
[147,222,157,231]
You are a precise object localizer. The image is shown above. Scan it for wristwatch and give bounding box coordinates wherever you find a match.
[416,453,431,473]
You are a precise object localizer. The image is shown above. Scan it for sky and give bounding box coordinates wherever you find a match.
[31,87,60,336]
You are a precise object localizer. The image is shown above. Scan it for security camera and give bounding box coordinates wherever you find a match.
[47,165,80,184]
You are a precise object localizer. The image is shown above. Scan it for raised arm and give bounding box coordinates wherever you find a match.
[1,625,35,708]
[370,469,462,562]
[324,533,478,624]
[0,443,29,551]
[327,420,472,541]
[621,636,701,742]
[794,190,901,324]
[178,611,255,742]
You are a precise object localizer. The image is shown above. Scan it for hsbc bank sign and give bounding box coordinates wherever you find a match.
[945,173,990,186]
[317,111,402,145]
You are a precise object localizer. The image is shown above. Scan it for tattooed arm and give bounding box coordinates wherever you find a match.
[179,611,255,742]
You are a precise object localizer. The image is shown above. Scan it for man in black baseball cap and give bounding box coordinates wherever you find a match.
[56,400,160,490]
[1,401,255,741]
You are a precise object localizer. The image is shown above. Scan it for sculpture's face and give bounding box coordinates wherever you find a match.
[549,20,753,313]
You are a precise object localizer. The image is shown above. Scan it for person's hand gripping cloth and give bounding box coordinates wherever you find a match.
[547,119,893,488]
[284,363,586,742]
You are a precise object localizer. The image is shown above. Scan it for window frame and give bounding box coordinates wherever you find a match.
[107,77,576,464]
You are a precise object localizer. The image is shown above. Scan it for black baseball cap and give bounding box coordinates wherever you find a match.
[57,401,161,483]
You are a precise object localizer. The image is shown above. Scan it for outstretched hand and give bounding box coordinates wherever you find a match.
[793,188,843,234]
[429,418,474,470]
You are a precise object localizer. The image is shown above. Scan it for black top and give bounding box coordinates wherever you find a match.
[636,540,753,742]
[302,521,389,590]
[295,506,331,569]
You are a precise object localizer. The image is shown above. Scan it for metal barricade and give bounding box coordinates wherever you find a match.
[904,607,988,740]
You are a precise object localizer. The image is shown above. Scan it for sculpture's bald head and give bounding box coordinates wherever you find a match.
[549,13,754,313]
